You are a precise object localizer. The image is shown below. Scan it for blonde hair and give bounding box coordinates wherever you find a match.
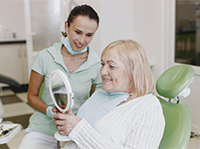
[101,40,154,97]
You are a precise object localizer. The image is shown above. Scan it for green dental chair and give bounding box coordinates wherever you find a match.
[156,65,194,149]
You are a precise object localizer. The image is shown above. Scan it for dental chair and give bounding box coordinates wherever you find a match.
[0,74,22,144]
[156,65,194,149]
[0,74,20,88]
[0,74,20,115]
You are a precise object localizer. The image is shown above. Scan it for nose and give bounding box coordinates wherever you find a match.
[78,35,85,44]
[100,65,108,76]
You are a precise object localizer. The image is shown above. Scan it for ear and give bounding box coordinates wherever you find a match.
[64,21,68,33]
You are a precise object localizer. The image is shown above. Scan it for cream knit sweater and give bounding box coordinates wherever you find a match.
[64,94,165,149]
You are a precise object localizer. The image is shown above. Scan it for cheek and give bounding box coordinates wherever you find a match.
[86,37,93,43]
[117,73,131,88]
[71,33,78,39]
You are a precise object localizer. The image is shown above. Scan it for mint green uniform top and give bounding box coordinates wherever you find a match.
[28,43,102,136]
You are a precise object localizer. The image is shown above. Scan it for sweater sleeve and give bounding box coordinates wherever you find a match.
[66,104,165,149]
[126,104,165,148]
[67,119,122,149]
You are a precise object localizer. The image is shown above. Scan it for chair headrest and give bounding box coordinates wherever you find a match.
[0,74,20,88]
[156,65,194,99]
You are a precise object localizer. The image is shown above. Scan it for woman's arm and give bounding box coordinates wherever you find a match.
[54,104,164,149]
[53,112,125,149]
[27,70,48,114]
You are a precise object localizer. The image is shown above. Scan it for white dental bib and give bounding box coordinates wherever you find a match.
[77,88,129,126]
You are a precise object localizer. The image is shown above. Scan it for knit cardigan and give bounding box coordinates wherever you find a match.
[64,94,165,149]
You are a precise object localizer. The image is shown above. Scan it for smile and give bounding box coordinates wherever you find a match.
[75,42,84,49]
[103,78,112,82]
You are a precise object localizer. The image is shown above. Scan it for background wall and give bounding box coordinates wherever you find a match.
[100,0,164,83]
[0,0,25,40]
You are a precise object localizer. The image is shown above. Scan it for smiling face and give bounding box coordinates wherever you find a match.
[101,47,133,93]
[65,15,98,52]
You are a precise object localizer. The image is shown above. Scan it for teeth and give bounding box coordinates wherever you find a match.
[103,78,111,81]
[76,43,83,48]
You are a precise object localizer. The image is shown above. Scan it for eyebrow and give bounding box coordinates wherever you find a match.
[101,59,117,64]
[75,28,95,35]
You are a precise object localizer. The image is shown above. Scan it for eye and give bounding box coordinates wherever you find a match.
[86,33,93,37]
[101,62,105,66]
[75,31,81,34]
[109,65,116,69]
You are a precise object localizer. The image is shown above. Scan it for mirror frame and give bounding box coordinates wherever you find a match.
[49,70,74,113]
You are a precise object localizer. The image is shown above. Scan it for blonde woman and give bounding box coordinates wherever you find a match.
[54,40,165,148]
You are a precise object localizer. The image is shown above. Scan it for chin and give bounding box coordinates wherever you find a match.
[102,86,107,91]
[102,86,112,93]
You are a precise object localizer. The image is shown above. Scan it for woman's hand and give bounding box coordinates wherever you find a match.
[52,105,66,113]
[53,110,82,136]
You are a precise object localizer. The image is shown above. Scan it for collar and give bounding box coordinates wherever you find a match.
[47,43,100,73]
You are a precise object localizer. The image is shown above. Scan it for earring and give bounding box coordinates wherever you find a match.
[61,32,67,37]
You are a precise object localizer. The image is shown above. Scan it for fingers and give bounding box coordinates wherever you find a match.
[53,113,66,120]
[52,106,58,113]
[67,108,74,115]
[54,119,65,125]
[57,125,71,136]
[57,126,66,135]
[57,125,64,131]
[53,113,66,126]
[59,105,66,109]
[52,106,67,113]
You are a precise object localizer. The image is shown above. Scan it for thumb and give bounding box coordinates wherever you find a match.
[67,108,73,115]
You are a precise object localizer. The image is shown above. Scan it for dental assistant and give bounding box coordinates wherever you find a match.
[19,5,101,149]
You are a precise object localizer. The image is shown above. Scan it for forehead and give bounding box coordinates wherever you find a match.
[70,15,98,32]
[101,47,122,62]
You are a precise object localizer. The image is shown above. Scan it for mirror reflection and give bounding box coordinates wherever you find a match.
[49,69,74,141]
[51,73,68,109]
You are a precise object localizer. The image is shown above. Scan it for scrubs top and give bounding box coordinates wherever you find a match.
[28,43,102,136]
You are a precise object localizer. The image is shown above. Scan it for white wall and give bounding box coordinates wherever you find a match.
[98,0,163,80]
[0,0,26,40]
[98,0,134,51]
[128,0,163,79]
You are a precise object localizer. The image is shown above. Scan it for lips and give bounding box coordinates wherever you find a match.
[75,42,84,49]
[102,78,112,82]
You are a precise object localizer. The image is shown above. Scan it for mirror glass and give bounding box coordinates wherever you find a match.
[51,73,68,109]
[49,70,74,113]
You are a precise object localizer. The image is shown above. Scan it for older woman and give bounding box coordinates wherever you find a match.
[53,40,165,148]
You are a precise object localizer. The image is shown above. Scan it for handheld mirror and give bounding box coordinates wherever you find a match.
[49,70,74,141]
[49,70,74,113]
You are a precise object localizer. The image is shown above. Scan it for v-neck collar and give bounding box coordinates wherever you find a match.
[47,43,100,73]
